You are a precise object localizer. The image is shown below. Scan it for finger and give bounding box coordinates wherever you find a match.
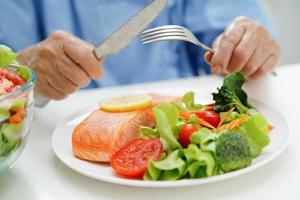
[38,59,78,95]
[241,41,273,77]
[226,31,258,73]
[204,52,213,64]
[247,54,279,81]
[63,37,102,80]
[210,26,245,74]
[35,76,66,100]
[57,56,91,87]
[212,35,222,49]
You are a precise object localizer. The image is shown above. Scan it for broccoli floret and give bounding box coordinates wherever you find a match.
[216,131,252,172]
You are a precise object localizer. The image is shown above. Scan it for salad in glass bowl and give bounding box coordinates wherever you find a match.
[0,44,35,173]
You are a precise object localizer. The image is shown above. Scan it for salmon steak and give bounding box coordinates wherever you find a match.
[72,94,179,163]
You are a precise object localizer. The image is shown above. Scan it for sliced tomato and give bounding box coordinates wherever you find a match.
[111,138,163,178]
[178,124,197,148]
[195,110,220,128]
[0,69,26,86]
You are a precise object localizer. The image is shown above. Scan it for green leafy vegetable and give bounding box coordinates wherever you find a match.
[144,161,162,180]
[153,106,181,150]
[145,150,186,180]
[2,123,23,142]
[190,128,218,152]
[0,45,17,68]
[139,126,159,138]
[182,92,204,111]
[10,98,27,111]
[212,72,254,114]
[216,131,252,172]
[15,65,31,81]
[183,144,216,177]
[0,140,19,156]
[239,114,270,157]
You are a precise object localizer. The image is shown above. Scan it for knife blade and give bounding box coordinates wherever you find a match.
[93,0,169,59]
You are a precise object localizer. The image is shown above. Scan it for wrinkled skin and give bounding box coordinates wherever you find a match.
[205,16,281,81]
[17,31,103,100]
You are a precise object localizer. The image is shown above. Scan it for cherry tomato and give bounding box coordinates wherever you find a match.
[0,69,26,86]
[196,110,220,128]
[178,124,198,148]
[111,138,163,178]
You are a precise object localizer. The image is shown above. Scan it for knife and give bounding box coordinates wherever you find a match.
[35,0,169,107]
[93,0,169,58]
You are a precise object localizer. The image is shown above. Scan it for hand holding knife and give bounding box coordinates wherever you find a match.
[35,0,169,107]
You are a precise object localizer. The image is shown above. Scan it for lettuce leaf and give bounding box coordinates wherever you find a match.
[2,123,23,142]
[139,126,159,138]
[190,128,218,152]
[183,144,216,177]
[182,92,204,111]
[0,45,17,68]
[153,106,181,149]
[145,150,186,180]
[239,114,270,157]
[15,65,31,81]
[240,114,269,148]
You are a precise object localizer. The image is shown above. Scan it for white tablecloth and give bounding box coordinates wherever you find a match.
[1,63,299,200]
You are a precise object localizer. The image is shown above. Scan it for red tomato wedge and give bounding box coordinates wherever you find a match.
[111,138,163,178]
[178,124,197,148]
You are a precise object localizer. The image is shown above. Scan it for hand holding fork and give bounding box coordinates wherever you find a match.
[141,17,280,79]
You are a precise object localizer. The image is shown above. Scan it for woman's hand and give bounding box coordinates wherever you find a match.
[17,30,103,100]
[205,16,281,80]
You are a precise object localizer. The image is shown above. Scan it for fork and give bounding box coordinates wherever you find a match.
[140,25,277,76]
[140,25,215,53]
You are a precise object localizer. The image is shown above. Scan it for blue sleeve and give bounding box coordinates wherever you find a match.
[0,0,42,51]
[182,0,274,75]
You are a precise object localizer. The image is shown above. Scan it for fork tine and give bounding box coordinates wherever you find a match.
[141,25,184,36]
[142,35,189,44]
[141,29,185,39]
[141,33,187,42]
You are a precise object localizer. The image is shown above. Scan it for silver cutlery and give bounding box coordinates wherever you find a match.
[141,25,277,76]
[93,0,169,58]
[141,25,215,53]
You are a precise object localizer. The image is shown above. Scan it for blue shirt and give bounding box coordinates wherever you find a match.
[0,0,271,88]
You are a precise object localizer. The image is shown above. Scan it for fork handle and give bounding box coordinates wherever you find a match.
[197,43,215,53]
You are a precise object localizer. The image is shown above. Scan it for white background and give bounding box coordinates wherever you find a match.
[260,0,300,65]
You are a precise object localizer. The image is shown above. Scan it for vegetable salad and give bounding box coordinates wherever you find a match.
[0,44,32,164]
[112,72,271,180]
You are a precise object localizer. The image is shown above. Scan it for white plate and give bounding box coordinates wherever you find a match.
[52,88,290,188]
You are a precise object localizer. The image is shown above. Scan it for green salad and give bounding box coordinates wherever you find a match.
[143,73,270,180]
[111,72,272,180]
[0,44,32,162]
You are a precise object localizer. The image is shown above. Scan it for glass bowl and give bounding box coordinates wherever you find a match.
[0,65,35,173]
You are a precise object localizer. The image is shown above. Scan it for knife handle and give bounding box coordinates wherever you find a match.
[34,94,50,108]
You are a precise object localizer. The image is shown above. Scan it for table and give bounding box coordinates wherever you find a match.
[1,63,300,200]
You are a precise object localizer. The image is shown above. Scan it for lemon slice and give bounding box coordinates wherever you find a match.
[99,94,153,112]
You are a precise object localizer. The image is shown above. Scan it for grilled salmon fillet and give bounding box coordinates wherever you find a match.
[72,94,178,163]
